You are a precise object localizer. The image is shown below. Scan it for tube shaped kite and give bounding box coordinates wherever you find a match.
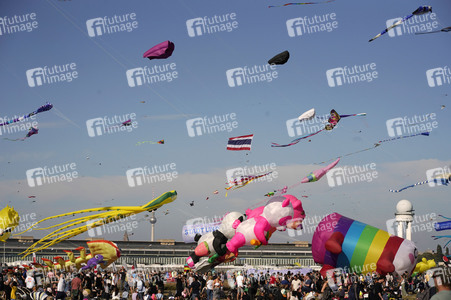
[389,173,450,193]
[0,205,20,242]
[268,0,335,8]
[17,190,177,256]
[302,158,340,183]
[369,6,432,42]
[0,103,53,126]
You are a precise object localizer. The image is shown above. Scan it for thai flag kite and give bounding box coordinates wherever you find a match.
[227,134,254,151]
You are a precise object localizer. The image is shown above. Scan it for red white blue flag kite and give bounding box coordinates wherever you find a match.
[227,134,254,151]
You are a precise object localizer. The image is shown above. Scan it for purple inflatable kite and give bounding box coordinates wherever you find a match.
[143,40,175,60]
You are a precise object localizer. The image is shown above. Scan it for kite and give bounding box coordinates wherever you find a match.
[107,119,131,131]
[312,213,418,276]
[271,109,366,147]
[226,172,273,191]
[298,108,316,122]
[189,201,194,207]
[435,215,451,231]
[416,26,451,35]
[432,235,451,248]
[81,254,105,270]
[268,0,335,8]
[136,139,164,146]
[0,102,53,126]
[314,132,430,165]
[369,6,433,42]
[302,158,340,183]
[389,173,450,193]
[0,205,19,242]
[4,126,38,141]
[227,134,254,151]
[268,51,290,65]
[16,190,177,256]
[143,40,175,60]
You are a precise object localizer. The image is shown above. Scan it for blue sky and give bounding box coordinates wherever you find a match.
[0,0,450,254]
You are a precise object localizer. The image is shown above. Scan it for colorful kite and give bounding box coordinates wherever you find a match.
[143,40,175,60]
[136,139,164,146]
[4,126,38,141]
[225,172,273,196]
[302,158,340,183]
[369,6,433,42]
[312,213,417,276]
[268,51,290,65]
[17,190,177,256]
[227,134,254,151]
[0,102,53,126]
[268,0,335,8]
[389,173,450,193]
[416,26,451,35]
[272,109,366,147]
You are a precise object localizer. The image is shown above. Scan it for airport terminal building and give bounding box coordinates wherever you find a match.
[4,237,316,269]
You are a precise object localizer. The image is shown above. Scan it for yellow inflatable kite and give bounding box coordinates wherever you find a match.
[0,205,20,242]
[17,190,177,256]
[41,240,121,271]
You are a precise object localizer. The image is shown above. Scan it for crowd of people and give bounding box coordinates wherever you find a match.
[0,265,450,300]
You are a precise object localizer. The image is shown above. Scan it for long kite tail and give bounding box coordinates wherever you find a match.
[268,0,335,7]
[369,14,414,42]
[378,131,429,144]
[271,129,324,147]
[3,137,26,142]
[389,179,430,193]
[339,113,367,118]
[432,235,451,248]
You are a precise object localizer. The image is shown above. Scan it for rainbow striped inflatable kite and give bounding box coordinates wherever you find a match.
[312,213,417,276]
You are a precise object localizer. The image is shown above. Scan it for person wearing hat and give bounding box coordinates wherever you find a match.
[430,267,451,300]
